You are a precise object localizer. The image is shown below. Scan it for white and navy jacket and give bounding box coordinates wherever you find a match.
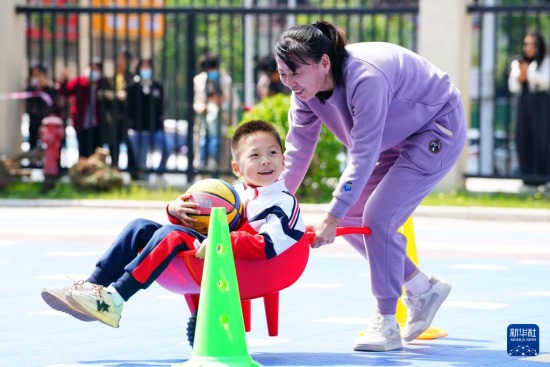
[230,180,305,260]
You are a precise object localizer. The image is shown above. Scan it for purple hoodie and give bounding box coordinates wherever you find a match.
[281,42,462,219]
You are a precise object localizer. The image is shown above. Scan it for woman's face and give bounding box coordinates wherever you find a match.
[275,54,332,101]
[523,35,537,59]
[116,53,128,72]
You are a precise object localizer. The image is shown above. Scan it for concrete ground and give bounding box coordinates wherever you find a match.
[1,201,549,367]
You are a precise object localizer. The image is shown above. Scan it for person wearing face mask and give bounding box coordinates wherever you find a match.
[125,58,167,179]
[103,46,137,174]
[193,52,240,171]
[508,31,550,187]
[24,61,60,153]
[58,57,110,159]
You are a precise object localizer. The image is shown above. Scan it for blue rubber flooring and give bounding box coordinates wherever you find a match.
[1,205,549,367]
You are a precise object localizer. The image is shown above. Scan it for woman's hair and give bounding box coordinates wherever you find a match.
[134,58,153,73]
[90,57,103,72]
[29,60,48,75]
[198,52,220,71]
[115,45,131,60]
[275,20,348,88]
[523,31,547,68]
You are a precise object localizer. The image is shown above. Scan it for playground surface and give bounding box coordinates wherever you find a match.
[1,203,549,367]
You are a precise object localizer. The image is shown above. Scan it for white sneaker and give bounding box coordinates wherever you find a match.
[353,312,403,352]
[41,280,96,322]
[401,276,451,342]
[68,285,123,328]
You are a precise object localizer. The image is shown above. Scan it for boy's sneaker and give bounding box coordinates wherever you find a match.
[68,285,123,328]
[401,276,451,342]
[353,312,403,352]
[41,281,96,322]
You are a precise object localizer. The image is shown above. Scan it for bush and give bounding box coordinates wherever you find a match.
[239,94,343,203]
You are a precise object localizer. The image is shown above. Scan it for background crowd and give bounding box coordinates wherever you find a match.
[22,31,550,189]
[22,48,291,183]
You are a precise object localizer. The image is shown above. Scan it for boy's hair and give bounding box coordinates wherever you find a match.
[231,120,283,160]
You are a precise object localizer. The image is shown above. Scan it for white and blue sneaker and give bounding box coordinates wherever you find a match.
[69,285,123,328]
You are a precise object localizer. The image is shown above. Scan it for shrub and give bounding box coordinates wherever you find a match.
[239,94,343,203]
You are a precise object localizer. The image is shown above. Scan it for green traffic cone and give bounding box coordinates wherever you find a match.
[174,207,262,367]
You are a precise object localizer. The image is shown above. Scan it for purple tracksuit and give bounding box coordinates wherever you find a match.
[281,42,467,314]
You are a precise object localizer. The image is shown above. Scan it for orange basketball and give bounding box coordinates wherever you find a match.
[184,179,244,235]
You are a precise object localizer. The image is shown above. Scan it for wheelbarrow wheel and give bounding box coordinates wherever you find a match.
[186,310,198,348]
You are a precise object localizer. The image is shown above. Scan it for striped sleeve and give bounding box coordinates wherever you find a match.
[249,192,305,258]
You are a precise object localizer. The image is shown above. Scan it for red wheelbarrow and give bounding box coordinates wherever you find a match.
[155,226,371,345]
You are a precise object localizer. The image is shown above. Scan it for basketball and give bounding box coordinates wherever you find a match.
[184,179,244,235]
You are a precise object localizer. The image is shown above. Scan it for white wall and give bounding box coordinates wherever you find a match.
[0,0,26,157]
[419,0,473,191]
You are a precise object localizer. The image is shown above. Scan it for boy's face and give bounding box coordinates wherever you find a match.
[232,131,285,187]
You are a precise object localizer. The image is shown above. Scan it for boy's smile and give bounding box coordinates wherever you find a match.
[232,131,285,187]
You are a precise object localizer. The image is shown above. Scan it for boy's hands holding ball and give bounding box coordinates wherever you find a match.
[167,193,200,228]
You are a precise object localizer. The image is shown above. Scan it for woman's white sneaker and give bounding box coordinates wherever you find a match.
[353,312,403,352]
[401,276,451,342]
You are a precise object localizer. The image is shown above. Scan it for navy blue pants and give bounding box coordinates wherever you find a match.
[87,218,205,301]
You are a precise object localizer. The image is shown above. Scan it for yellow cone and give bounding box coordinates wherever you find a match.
[174,208,262,367]
[396,217,448,340]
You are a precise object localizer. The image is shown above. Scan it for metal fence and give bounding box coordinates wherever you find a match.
[16,0,419,182]
[15,1,550,186]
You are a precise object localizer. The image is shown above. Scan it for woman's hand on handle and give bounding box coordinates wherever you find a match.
[311,212,340,248]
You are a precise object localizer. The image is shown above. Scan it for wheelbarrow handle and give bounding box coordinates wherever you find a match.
[335,226,372,236]
[179,227,373,256]
[304,226,372,244]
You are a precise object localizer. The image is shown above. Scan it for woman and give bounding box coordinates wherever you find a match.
[25,62,59,152]
[193,52,240,170]
[58,58,109,159]
[275,20,467,352]
[508,31,550,186]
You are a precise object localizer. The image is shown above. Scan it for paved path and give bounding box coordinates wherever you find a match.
[1,204,549,367]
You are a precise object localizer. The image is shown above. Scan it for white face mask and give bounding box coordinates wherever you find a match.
[139,68,153,81]
[89,70,101,82]
[30,77,39,87]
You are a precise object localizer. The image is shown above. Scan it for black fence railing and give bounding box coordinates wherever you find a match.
[15,1,418,183]
[15,1,550,187]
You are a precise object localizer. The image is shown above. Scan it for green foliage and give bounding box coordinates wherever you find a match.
[0,181,187,201]
[239,94,343,202]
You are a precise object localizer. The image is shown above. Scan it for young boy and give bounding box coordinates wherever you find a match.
[41,120,305,328]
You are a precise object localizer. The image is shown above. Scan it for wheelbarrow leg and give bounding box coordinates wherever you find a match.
[185,294,200,313]
[263,292,279,336]
[241,299,252,332]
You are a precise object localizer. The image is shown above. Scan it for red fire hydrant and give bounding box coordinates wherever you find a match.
[39,115,65,178]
